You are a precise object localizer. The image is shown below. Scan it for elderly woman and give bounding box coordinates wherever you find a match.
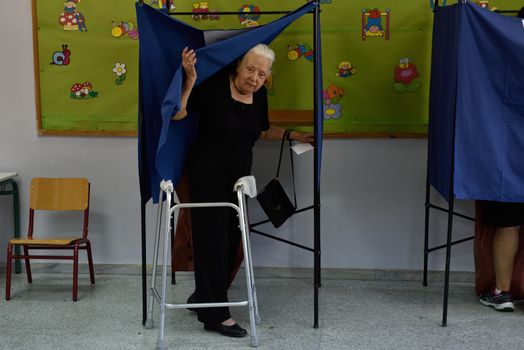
[172,44,312,337]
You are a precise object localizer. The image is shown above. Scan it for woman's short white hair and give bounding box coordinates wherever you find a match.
[247,43,275,68]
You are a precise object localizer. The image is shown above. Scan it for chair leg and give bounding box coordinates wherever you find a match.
[23,245,32,284]
[73,243,79,301]
[86,240,95,285]
[6,243,13,300]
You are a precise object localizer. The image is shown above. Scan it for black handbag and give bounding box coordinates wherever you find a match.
[257,130,297,228]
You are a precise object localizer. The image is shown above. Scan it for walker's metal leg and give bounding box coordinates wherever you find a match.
[145,190,165,330]
[247,236,260,324]
[156,191,173,350]
[237,190,259,347]
[242,197,260,324]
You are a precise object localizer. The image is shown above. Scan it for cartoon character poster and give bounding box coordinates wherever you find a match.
[361,8,390,40]
[58,0,87,32]
[36,0,504,136]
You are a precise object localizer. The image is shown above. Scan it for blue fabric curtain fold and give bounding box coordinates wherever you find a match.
[429,2,524,202]
[428,4,461,202]
[136,1,320,203]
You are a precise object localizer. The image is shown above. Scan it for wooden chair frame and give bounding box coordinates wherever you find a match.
[5,178,95,301]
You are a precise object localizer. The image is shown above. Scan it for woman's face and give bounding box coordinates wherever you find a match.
[234,52,271,95]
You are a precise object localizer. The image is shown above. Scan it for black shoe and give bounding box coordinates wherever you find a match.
[479,290,514,312]
[204,323,248,338]
[186,292,198,313]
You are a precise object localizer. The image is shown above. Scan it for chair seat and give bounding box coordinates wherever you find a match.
[9,237,83,246]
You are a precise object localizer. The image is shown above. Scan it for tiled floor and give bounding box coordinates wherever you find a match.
[0,266,522,350]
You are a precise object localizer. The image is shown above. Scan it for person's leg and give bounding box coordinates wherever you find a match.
[188,168,247,336]
[492,226,520,291]
[479,225,519,311]
[189,171,232,325]
[479,201,522,311]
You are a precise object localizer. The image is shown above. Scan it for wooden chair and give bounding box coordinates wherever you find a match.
[5,178,95,301]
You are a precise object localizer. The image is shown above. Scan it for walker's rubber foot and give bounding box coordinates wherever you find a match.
[156,338,168,350]
[250,335,259,347]
[144,318,154,329]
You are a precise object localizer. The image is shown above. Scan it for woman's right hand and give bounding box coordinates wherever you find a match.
[172,48,198,121]
[181,47,197,85]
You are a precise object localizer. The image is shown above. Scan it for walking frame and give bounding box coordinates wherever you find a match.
[144,176,260,349]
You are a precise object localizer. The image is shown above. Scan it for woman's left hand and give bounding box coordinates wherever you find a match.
[290,131,314,144]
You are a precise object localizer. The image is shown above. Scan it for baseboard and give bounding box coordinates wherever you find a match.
[0,263,475,283]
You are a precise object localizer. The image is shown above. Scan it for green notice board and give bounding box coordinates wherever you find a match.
[32,0,523,136]
[34,0,139,135]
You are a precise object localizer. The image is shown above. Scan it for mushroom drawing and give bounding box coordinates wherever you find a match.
[70,82,98,99]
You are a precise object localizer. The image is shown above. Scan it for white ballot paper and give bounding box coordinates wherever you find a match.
[291,142,314,155]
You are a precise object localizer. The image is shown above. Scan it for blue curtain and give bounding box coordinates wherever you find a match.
[136,1,321,203]
[429,2,524,202]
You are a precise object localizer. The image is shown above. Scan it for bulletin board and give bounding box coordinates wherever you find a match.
[33,0,139,136]
[32,0,521,137]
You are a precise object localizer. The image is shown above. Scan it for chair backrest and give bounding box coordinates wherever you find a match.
[30,178,89,211]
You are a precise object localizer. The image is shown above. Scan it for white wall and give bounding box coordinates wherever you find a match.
[0,1,475,271]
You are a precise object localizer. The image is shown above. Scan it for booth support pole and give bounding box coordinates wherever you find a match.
[313,1,321,329]
[423,127,432,286]
[141,200,147,325]
[423,186,431,286]
[441,93,457,327]
[442,197,455,327]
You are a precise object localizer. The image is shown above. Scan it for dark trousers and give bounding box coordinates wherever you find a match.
[189,167,242,325]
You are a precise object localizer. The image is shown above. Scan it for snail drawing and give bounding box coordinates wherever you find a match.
[51,45,71,65]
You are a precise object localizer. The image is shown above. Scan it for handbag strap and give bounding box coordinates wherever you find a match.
[288,137,297,209]
[275,130,289,178]
[275,130,297,209]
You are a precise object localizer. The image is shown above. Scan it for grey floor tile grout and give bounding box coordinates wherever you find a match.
[1,265,523,350]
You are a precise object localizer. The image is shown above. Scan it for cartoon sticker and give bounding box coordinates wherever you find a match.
[50,44,71,66]
[192,2,219,20]
[113,63,127,85]
[208,8,220,20]
[336,61,356,77]
[429,0,447,9]
[287,44,314,62]
[361,8,390,40]
[70,82,98,99]
[477,1,489,9]
[59,1,87,32]
[393,58,421,93]
[322,84,344,120]
[150,0,176,11]
[111,21,139,40]
[239,4,260,27]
